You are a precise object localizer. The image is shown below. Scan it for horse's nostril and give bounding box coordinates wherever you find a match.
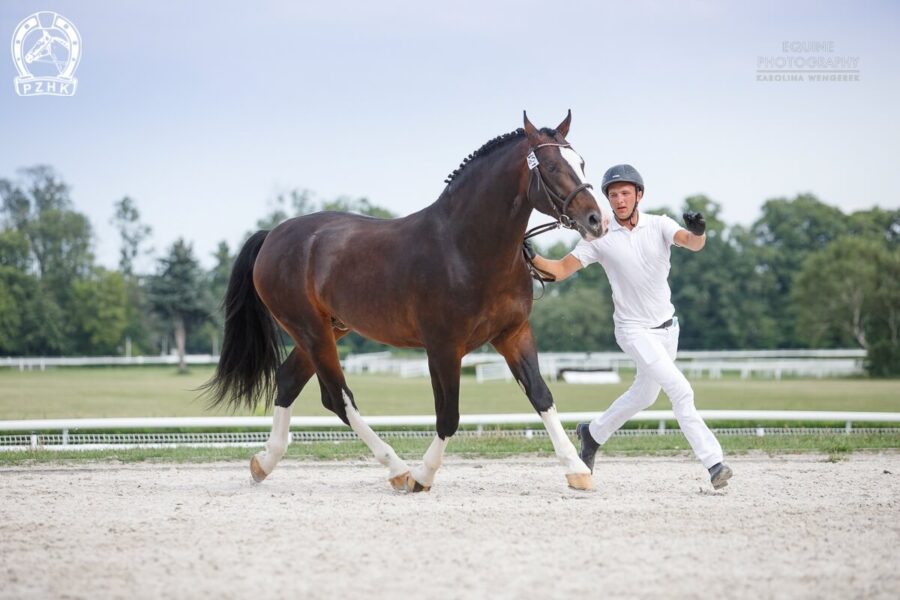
[588,212,601,229]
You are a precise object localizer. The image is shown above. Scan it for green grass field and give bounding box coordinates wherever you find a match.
[1,367,898,465]
[0,366,898,420]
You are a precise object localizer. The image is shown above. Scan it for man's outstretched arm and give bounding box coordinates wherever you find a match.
[674,211,707,252]
[524,241,584,281]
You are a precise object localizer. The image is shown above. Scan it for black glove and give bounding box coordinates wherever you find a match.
[683,211,706,236]
[523,239,537,261]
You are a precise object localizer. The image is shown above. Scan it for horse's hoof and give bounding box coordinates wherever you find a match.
[389,471,411,491]
[405,473,431,493]
[250,455,268,483]
[566,473,594,491]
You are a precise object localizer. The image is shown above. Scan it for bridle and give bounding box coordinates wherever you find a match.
[525,142,594,231]
[522,142,595,287]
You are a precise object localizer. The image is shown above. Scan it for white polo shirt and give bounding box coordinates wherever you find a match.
[569,212,682,330]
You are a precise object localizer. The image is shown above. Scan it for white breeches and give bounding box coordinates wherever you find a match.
[588,321,723,468]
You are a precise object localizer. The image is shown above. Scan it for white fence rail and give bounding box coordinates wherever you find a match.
[0,354,220,370]
[4,411,898,434]
[676,359,863,380]
[2,411,896,451]
[2,349,868,379]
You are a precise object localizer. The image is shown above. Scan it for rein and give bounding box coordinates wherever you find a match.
[523,221,562,296]
[522,142,594,292]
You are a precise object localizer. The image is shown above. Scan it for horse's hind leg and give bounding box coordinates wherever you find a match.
[285,317,411,489]
[250,347,315,482]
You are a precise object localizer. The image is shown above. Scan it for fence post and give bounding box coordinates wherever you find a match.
[658,420,666,435]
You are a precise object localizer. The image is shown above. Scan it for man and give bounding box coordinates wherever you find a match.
[525,164,733,490]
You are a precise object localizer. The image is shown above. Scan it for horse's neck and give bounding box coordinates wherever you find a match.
[430,144,531,263]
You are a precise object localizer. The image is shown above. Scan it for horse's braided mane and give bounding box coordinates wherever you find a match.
[444,127,558,184]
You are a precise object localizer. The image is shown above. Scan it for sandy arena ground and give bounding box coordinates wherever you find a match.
[1,453,898,599]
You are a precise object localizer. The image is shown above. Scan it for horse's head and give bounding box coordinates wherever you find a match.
[522,111,608,241]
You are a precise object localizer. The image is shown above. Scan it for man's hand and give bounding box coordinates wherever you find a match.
[683,211,706,236]
[523,239,537,261]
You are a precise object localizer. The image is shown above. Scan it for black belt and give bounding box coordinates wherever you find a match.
[652,318,674,329]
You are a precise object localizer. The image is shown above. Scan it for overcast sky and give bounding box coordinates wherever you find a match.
[2,0,898,270]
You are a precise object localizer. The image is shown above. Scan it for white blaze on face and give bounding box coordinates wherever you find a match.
[559,146,588,184]
[560,146,611,238]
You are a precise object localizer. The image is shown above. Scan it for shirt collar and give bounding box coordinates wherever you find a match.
[610,211,646,231]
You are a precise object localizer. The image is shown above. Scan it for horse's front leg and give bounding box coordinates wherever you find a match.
[407,348,462,492]
[492,323,594,491]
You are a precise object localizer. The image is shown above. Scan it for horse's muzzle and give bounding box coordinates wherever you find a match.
[576,209,606,241]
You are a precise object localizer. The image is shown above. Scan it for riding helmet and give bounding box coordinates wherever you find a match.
[601,164,644,197]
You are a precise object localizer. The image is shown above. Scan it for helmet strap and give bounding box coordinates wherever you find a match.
[615,194,641,228]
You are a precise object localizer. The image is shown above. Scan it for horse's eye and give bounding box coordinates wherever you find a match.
[547,162,558,173]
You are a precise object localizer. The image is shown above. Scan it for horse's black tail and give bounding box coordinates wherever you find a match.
[202,230,283,413]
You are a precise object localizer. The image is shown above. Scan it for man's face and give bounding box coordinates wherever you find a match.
[606,182,642,221]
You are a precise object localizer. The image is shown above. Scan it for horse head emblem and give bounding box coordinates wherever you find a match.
[11,11,81,97]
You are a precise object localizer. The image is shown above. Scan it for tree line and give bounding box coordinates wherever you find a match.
[1,166,897,375]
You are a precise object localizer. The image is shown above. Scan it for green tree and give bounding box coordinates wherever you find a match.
[0,166,95,354]
[147,239,210,372]
[847,207,900,244]
[71,269,129,355]
[0,267,67,355]
[255,189,396,233]
[195,241,234,356]
[321,195,396,218]
[865,247,900,376]
[792,237,899,376]
[530,286,614,351]
[750,193,848,346]
[668,196,779,349]
[111,196,152,277]
[526,237,615,351]
[0,166,94,293]
[0,229,30,271]
[256,188,317,230]
[110,196,156,355]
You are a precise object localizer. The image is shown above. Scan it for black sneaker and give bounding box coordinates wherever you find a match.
[575,423,600,473]
[708,462,733,490]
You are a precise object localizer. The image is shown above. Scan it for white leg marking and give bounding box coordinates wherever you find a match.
[343,391,409,477]
[254,405,292,475]
[540,405,591,474]
[411,435,449,488]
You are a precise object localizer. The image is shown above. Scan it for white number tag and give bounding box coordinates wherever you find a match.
[526,151,539,170]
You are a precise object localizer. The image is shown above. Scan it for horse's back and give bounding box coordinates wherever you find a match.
[253,211,436,343]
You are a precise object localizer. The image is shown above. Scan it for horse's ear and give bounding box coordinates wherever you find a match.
[523,111,540,139]
[556,109,572,138]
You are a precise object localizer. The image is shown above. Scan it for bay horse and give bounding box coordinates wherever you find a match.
[204,111,609,491]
